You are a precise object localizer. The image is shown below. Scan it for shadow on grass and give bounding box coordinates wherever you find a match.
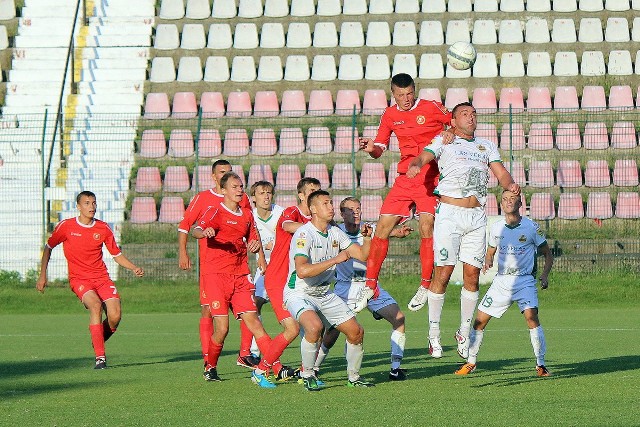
[0,380,114,400]
[0,357,89,380]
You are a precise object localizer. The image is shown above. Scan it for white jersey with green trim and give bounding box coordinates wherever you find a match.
[425,135,501,206]
[253,204,284,263]
[488,216,547,276]
[285,221,353,297]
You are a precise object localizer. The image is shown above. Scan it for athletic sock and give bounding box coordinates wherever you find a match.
[249,315,262,356]
[467,329,484,364]
[390,330,405,370]
[207,338,224,368]
[529,325,546,366]
[345,340,364,382]
[460,288,479,337]
[89,324,105,358]
[427,291,446,339]
[254,335,272,374]
[314,343,330,371]
[238,319,254,357]
[261,333,290,369]
[365,236,389,282]
[419,237,434,289]
[102,319,116,342]
[301,337,319,378]
[199,317,213,361]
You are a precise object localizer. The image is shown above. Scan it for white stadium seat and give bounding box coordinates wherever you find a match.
[446,63,471,79]
[369,0,393,14]
[204,56,230,82]
[284,55,310,81]
[207,23,232,49]
[233,23,259,49]
[527,52,552,77]
[554,51,579,76]
[606,0,630,10]
[499,20,523,44]
[366,22,391,47]
[257,56,283,82]
[392,53,417,78]
[608,50,633,76]
[447,0,472,12]
[186,0,211,19]
[365,54,391,80]
[605,17,630,42]
[552,19,577,43]
[317,0,341,16]
[180,24,206,50]
[154,24,179,50]
[238,0,263,18]
[393,21,417,46]
[472,53,498,78]
[211,0,237,18]
[579,18,604,43]
[472,20,497,45]
[525,18,550,43]
[290,0,315,16]
[287,22,312,48]
[311,55,337,81]
[501,0,525,11]
[395,0,420,13]
[419,21,444,45]
[419,53,444,79]
[338,54,364,80]
[149,57,175,83]
[176,56,203,82]
[264,0,289,17]
[553,0,578,12]
[313,22,338,47]
[527,0,551,11]
[579,0,603,11]
[340,22,364,47]
[230,56,256,82]
[260,22,285,48]
[343,0,367,14]
[632,17,640,41]
[445,20,470,44]
[474,0,498,11]
[422,0,446,12]
[581,51,606,76]
[500,52,525,77]
[159,0,184,19]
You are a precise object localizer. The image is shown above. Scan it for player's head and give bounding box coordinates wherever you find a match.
[296,177,322,204]
[211,159,232,188]
[500,190,522,215]
[76,191,97,220]
[390,73,416,112]
[250,180,274,210]
[307,190,334,221]
[340,196,361,226]
[219,171,244,203]
[451,102,477,136]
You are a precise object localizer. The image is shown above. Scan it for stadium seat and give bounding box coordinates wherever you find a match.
[613,159,639,186]
[551,19,576,43]
[369,0,393,14]
[500,52,525,77]
[186,0,211,18]
[308,90,334,116]
[605,17,630,42]
[395,0,420,13]
[553,52,579,76]
[203,56,230,82]
[223,129,250,157]
[471,53,498,78]
[529,193,556,220]
[158,197,186,224]
[578,18,604,42]
[200,92,225,118]
[527,52,552,77]
[501,0,525,11]
[445,20,470,44]
[304,163,330,189]
[230,56,256,82]
[474,0,498,12]
[581,51,606,76]
[287,22,312,48]
[553,86,579,112]
[335,89,361,114]
[528,123,554,150]
[192,166,214,191]
[608,50,634,76]
[340,22,364,47]
[365,22,391,47]
[528,0,551,11]
[633,17,640,41]
[485,193,499,216]
[422,0,446,12]
[476,123,498,143]
[527,87,552,112]
[143,93,170,119]
[232,165,247,186]
[253,91,280,117]
[364,54,391,80]
[176,56,203,82]
[234,23,259,49]
[275,194,298,208]
[338,55,364,81]
[584,160,611,187]
[361,195,383,222]
[265,0,288,16]
[207,23,232,49]
[280,90,306,117]
[444,87,469,109]
[610,122,637,149]
[139,130,167,158]
[419,88,442,102]
[171,92,197,119]
[334,126,359,153]
[419,21,444,46]
[181,24,206,49]
[314,22,338,47]
[212,0,237,18]
[343,0,367,14]
[362,125,378,140]
[558,193,585,219]
[448,0,472,12]
[557,160,583,187]
[615,192,640,219]
[163,166,190,193]
[135,167,162,193]
[388,162,399,187]
[500,124,526,151]
[499,20,524,44]
[276,164,302,191]
[581,86,607,111]
[260,23,285,49]
[311,55,337,81]
[525,18,550,43]
[498,87,524,113]
[360,163,386,189]
[154,24,179,50]
[149,57,175,83]
[130,197,157,224]
[239,0,263,17]
[528,160,555,188]
[583,122,609,150]
[290,0,315,16]
[472,88,497,113]
[247,164,274,189]
[556,123,582,150]
[160,0,185,19]
[226,91,252,117]
[251,128,277,156]
[306,127,332,154]
[168,130,194,158]
[278,128,305,155]
[257,56,283,82]
[284,55,310,81]
[580,0,603,10]
[586,192,613,219]
[197,129,222,157]
[608,85,634,110]
[419,53,445,79]
[503,161,526,186]
[317,0,341,15]
[607,0,630,10]
[472,20,497,45]
[393,21,418,46]
[332,163,357,190]
[363,90,388,115]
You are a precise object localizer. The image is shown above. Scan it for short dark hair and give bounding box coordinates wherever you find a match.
[391,73,415,90]
[452,102,474,118]
[297,177,321,194]
[76,191,96,204]
[339,196,360,211]
[307,190,331,209]
[212,159,231,173]
[220,171,242,189]
[250,180,274,197]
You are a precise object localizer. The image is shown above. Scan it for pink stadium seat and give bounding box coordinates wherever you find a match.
[498,87,524,113]
[253,90,280,117]
[615,192,640,219]
[555,123,582,150]
[581,85,606,111]
[232,164,246,186]
[388,162,398,187]
[608,85,634,111]
[280,90,306,117]
[526,87,552,112]
[362,89,388,115]
[171,92,198,119]
[419,88,442,102]
[139,130,167,158]
[158,197,186,224]
[610,121,638,149]
[331,163,357,190]
[553,86,579,111]
[361,195,383,222]
[584,160,610,187]
[444,87,469,109]
[130,197,157,224]
[197,129,222,157]
[306,127,332,154]
[334,126,359,153]
[488,167,498,188]
[200,92,225,118]
[612,159,639,186]
[275,164,302,191]
[275,194,297,208]
[583,122,609,150]
[362,125,378,140]
[308,90,334,115]
[143,92,170,119]
[163,166,191,192]
[135,167,162,193]
[335,89,361,115]
[586,192,613,219]
[360,162,386,189]
[557,160,583,187]
[528,123,554,150]
[529,193,556,220]
[503,160,526,185]
[476,123,498,143]
[558,193,584,219]
[226,91,252,117]
[304,163,330,188]
[333,195,348,222]
[247,164,274,188]
[528,160,555,187]
[278,128,305,155]
[389,134,400,152]
[472,87,497,113]
[251,128,278,156]
[500,123,526,150]
[223,129,250,157]
[192,165,214,191]
[485,193,499,216]
[168,129,194,157]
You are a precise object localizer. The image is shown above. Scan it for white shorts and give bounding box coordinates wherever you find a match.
[284,291,354,328]
[253,269,269,301]
[478,274,539,318]
[333,280,396,320]
[434,203,487,269]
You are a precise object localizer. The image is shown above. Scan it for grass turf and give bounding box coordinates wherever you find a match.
[1,273,639,426]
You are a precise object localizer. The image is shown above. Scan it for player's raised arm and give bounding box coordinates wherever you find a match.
[358,137,385,159]
[36,245,53,293]
[490,162,521,195]
[294,251,350,279]
[406,149,436,179]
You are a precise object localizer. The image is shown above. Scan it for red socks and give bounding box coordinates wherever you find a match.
[207,339,224,368]
[199,317,213,360]
[102,319,116,342]
[89,324,105,358]
[420,237,435,289]
[238,319,254,357]
[258,333,290,372]
[365,236,389,282]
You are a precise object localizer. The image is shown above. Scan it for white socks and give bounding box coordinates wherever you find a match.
[529,325,546,366]
[460,288,479,337]
[390,330,405,370]
[345,340,364,382]
[300,337,319,378]
[467,329,484,364]
[427,291,446,339]
[313,343,330,372]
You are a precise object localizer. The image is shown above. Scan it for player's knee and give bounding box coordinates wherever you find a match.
[283,320,300,341]
[393,311,406,329]
[346,324,364,345]
[304,320,324,341]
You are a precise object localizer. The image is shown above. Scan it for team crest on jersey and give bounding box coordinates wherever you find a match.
[519,234,527,242]
[537,228,545,237]
[211,301,221,309]
[416,115,426,125]
[296,238,306,248]
[78,285,84,292]
[477,145,486,151]
[93,233,101,240]
[332,240,339,248]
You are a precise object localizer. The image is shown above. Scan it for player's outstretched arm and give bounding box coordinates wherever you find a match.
[482,246,497,274]
[177,232,192,270]
[36,246,52,293]
[114,254,144,277]
[192,227,215,239]
[537,243,553,289]
[295,251,350,279]
[491,162,521,195]
[358,137,384,159]
[406,150,436,179]
[348,224,373,261]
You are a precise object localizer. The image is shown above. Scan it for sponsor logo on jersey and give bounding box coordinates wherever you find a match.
[226,220,237,225]
[393,121,405,125]
[78,285,85,292]
[332,240,339,248]
[93,233,101,240]
[416,115,426,124]
[477,145,486,151]
[296,238,306,248]
[537,228,545,236]
[71,232,82,237]
[519,234,527,242]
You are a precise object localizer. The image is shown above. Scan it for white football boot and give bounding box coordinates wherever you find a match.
[428,336,443,359]
[408,286,429,312]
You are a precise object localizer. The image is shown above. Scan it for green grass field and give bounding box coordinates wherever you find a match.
[1,273,639,426]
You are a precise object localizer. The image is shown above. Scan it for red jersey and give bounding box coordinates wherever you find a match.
[47,217,121,281]
[375,99,452,173]
[196,202,258,276]
[264,206,311,283]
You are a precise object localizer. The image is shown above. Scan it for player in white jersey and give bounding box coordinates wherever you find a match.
[285,190,374,390]
[407,102,521,360]
[455,190,554,377]
[312,197,412,381]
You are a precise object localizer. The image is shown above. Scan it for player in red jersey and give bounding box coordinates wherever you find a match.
[359,73,453,311]
[36,191,144,369]
[177,159,265,369]
[193,172,294,387]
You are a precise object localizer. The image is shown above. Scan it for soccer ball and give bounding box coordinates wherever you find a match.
[447,41,477,70]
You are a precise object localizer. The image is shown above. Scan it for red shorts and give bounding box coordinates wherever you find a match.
[380,173,438,218]
[264,271,293,323]
[201,273,257,319]
[69,277,119,302]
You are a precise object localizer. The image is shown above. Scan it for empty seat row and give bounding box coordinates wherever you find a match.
[0,0,15,20]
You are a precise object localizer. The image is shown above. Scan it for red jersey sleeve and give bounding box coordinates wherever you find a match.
[428,100,453,125]
[196,206,220,231]
[247,212,259,242]
[240,193,252,210]
[373,107,394,147]
[178,193,205,234]
[46,220,68,249]
[102,223,122,257]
